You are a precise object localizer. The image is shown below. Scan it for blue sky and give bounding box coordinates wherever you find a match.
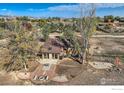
[0,3,124,18]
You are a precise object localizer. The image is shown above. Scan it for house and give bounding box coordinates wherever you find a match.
[28,38,65,84]
[37,38,64,64]
[119,18,124,22]
[21,21,32,31]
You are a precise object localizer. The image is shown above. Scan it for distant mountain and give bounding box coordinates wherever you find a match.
[0,15,11,17]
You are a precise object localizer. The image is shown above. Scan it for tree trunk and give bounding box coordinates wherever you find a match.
[23,61,28,71]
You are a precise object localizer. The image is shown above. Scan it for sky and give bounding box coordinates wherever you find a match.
[0,3,124,18]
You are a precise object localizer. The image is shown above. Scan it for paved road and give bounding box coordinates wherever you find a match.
[49,33,124,38]
[92,35,124,38]
[76,33,124,38]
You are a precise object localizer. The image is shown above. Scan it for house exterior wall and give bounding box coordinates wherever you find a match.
[38,53,60,64]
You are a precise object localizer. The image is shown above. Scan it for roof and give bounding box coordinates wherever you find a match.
[39,38,64,54]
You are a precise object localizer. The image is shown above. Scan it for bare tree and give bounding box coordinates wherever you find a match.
[60,4,96,65]
[79,4,96,64]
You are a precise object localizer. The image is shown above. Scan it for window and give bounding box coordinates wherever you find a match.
[52,53,59,59]
[47,53,49,59]
[43,53,49,59]
[44,53,47,59]
[52,53,55,59]
[40,54,43,59]
[55,54,58,59]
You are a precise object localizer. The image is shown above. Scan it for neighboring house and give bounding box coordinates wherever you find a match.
[119,18,124,22]
[21,21,32,31]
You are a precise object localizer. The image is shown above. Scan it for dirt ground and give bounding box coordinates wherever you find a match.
[1,63,124,85]
[47,32,124,85]
[0,71,25,85]
[89,37,124,63]
[0,31,124,85]
[47,64,124,85]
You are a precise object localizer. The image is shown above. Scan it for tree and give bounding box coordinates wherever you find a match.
[62,24,75,43]
[42,23,51,41]
[60,4,96,64]
[79,4,96,64]
[38,19,47,27]
[58,22,65,33]
[62,23,81,56]
[96,16,103,23]
[19,16,30,21]
[104,15,114,22]
[115,16,120,21]
[4,20,39,71]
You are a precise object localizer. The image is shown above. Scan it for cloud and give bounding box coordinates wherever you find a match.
[1,3,124,18]
[25,4,124,17]
[1,8,7,11]
[48,4,80,12]
[26,4,124,13]
[27,8,45,11]
[47,4,124,12]
[96,3,124,8]
[28,8,34,11]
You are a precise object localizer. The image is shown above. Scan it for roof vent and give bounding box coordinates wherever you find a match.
[48,47,52,50]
